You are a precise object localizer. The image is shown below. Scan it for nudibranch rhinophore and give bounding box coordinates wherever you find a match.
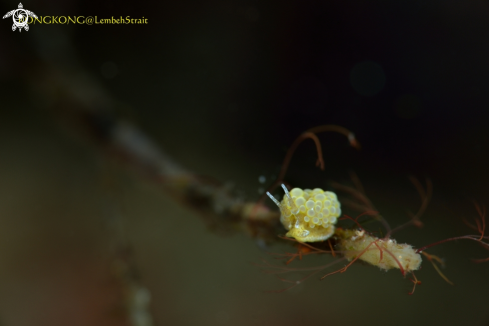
[267,185,341,242]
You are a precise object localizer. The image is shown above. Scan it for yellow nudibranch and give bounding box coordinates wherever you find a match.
[267,185,341,242]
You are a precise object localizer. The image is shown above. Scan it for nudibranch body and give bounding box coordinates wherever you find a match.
[267,185,341,242]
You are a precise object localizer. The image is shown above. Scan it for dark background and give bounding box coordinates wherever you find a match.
[1,0,489,325]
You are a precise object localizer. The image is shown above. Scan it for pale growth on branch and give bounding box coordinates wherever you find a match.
[335,228,422,272]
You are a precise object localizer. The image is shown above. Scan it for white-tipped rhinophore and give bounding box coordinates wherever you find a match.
[281,184,299,214]
[281,184,292,202]
[266,192,281,207]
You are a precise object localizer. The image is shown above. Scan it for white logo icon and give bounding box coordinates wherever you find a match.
[3,3,37,32]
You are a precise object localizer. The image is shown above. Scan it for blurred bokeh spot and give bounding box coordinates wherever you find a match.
[350,61,386,96]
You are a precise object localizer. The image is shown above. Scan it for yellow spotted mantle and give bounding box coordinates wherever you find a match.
[268,186,341,242]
